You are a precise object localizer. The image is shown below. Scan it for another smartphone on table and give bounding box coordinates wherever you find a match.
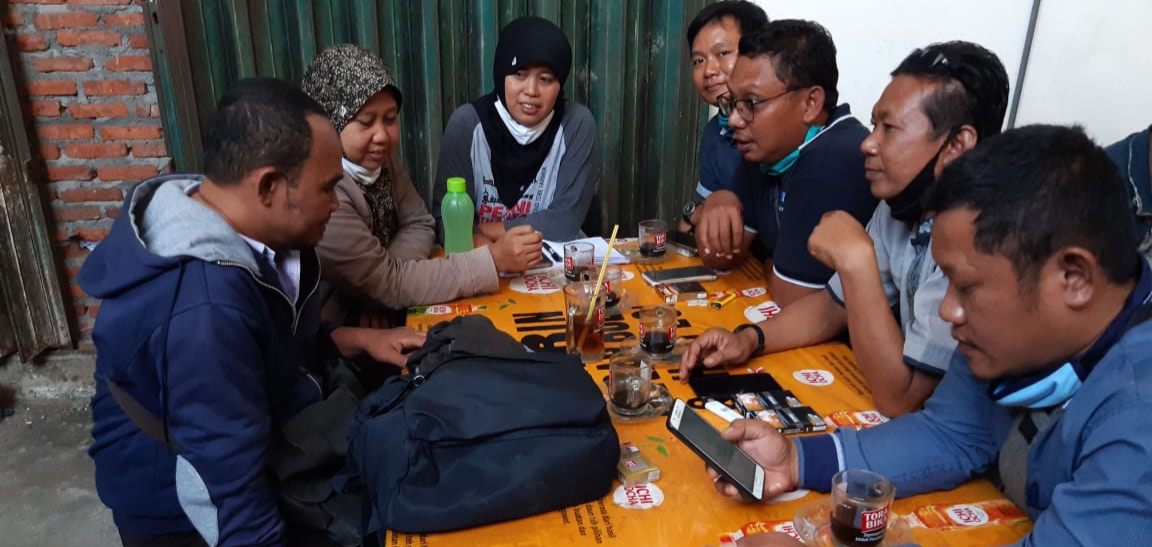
[642,265,717,285]
[666,398,765,501]
[498,254,554,278]
[667,231,699,257]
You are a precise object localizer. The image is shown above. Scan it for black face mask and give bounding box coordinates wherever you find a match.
[886,130,957,224]
[886,153,939,223]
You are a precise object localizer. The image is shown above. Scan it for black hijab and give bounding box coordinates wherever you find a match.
[470,16,573,208]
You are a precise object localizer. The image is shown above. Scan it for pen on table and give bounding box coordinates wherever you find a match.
[543,242,563,263]
[710,291,737,309]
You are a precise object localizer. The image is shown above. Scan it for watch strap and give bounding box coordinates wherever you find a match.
[734,323,765,356]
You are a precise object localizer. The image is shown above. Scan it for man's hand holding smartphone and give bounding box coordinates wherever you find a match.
[708,419,800,502]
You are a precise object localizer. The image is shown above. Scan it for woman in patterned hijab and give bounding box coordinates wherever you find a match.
[302,44,538,325]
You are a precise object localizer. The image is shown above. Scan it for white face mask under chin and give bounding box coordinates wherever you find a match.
[342,157,382,186]
[494,98,554,146]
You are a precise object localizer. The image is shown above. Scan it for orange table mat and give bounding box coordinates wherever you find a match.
[396,254,1030,547]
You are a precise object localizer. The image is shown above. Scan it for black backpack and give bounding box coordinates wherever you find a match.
[337,315,620,534]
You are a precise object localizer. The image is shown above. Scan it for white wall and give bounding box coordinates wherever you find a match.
[753,0,1152,145]
[1013,0,1152,143]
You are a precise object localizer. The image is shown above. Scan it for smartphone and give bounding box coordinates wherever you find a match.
[668,231,698,257]
[498,254,554,278]
[642,265,717,285]
[666,399,765,501]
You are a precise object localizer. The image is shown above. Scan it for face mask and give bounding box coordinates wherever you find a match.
[886,152,939,223]
[886,131,957,223]
[990,263,1152,408]
[763,125,823,176]
[717,111,731,132]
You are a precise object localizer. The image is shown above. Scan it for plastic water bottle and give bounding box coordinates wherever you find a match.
[441,177,475,255]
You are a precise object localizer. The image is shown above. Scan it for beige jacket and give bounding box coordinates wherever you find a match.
[316,156,499,310]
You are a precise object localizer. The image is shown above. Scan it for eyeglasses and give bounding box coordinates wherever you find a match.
[717,88,800,122]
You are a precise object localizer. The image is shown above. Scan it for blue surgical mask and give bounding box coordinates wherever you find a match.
[763,125,823,176]
[991,363,1083,409]
[717,111,731,132]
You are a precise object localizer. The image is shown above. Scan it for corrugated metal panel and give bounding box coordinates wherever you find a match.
[148,0,707,235]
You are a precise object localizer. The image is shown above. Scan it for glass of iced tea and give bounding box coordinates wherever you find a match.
[563,281,605,363]
[830,469,896,547]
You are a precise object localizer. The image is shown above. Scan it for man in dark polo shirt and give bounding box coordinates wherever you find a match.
[679,1,770,235]
[694,20,877,305]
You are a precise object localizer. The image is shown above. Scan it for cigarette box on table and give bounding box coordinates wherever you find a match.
[617,442,661,487]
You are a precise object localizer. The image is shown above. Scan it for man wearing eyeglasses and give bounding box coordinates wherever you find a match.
[693,20,877,306]
[683,42,1011,418]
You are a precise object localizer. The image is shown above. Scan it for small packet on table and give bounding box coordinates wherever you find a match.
[617,442,661,487]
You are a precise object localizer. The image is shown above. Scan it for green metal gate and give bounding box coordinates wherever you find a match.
[145,0,708,234]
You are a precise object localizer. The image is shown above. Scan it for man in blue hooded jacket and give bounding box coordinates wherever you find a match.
[79,78,425,547]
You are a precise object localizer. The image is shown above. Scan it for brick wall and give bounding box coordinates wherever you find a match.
[4,0,170,351]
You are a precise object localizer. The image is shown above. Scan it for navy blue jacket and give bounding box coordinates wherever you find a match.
[79,176,329,546]
[1106,125,1152,255]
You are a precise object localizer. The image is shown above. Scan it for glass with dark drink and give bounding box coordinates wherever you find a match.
[564,242,594,282]
[829,469,895,547]
[638,219,668,257]
[602,264,622,307]
[608,348,651,416]
[638,305,677,356]
[563,281,605,363]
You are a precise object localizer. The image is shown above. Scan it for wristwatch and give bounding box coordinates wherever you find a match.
[682,201,701,229]
[734,323,765,357]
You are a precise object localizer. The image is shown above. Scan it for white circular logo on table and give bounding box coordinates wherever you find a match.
[509,273,562,294]
[612,483,664,510]
[945,504,990,526]
[744,300,781,322]
[793,369,835,386]
[620,270,635,282]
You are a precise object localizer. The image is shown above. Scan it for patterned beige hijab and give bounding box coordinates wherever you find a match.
[301,44,402,247]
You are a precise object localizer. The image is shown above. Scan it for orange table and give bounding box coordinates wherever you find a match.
[398,249,1031,547]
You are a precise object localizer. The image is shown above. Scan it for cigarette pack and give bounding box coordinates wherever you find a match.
[654,281,709,302]
[792,406,827,432]
[760,390,803,408]
[617,442,661,487]
[734,392,767,414]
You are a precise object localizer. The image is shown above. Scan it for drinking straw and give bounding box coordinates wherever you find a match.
[585,224,619,321]
[576,225,619,352]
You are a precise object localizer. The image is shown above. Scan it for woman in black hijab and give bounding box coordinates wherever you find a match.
[434,16,600,242]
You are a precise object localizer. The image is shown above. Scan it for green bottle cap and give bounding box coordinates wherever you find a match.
[446,177,467,193]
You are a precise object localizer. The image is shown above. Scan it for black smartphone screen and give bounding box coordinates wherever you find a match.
[667,401,763,499]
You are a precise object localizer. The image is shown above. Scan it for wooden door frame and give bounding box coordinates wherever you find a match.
[0,29,73,360]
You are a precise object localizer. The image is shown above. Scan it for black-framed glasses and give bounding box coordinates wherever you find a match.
[717,88,800,122]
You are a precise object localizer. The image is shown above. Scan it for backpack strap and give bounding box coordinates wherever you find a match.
[106,379,181,453]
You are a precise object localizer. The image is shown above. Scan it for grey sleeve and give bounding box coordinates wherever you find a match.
[432,105,482,242]
[902,265,958,374]
[503,104,599,241]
